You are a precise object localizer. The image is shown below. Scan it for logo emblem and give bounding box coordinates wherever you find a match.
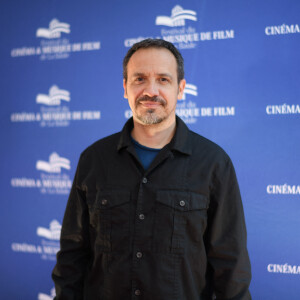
[36,19,70,39]
[182,83,198,100]
[155,5,197,27]
[36,220,62,241]
[36,85,70,106]
[38,287,56,300]
[36,152,71,173]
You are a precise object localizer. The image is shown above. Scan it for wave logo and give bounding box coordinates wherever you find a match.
[36,152,71,173]
[36,19,70,39]
[36,85,70,106]
[181,83,198,100]
[155,5,197,27]
[38,287,56,300]
[37,220,62,241]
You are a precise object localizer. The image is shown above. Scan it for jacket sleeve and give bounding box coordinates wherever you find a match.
[52,153,91,300]
[205,156,252,300]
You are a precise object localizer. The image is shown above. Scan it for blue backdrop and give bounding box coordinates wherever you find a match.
[1,0,299,299]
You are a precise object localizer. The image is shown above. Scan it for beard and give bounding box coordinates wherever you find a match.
[135,95,167,125]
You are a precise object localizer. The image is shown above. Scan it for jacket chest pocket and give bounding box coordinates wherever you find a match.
[154,190,208,254]
[87,190,131,252]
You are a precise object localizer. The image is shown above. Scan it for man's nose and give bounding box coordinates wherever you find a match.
[143,81,159,97]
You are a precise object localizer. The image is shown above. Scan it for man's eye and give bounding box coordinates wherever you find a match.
[160,78,169,82]
[136,77,144,82]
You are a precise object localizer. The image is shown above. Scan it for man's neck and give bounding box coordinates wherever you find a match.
[131,117,176,149]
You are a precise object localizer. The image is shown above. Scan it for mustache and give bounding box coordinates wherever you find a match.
[137,95,166,105]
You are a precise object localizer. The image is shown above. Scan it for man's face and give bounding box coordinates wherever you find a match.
[123,47,185,126]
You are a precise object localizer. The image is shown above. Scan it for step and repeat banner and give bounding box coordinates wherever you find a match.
[1,0,299,299]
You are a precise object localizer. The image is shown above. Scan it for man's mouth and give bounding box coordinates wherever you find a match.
[137,96,166,107]
[139,101,162,108]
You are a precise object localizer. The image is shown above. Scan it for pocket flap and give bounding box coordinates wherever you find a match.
[157,190,208,211]
[94,190,131,209]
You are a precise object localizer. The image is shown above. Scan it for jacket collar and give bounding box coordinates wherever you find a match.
[117,116,192,155]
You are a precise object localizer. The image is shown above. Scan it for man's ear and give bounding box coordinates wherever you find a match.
[177,79,186,100]
[123,79,128,99]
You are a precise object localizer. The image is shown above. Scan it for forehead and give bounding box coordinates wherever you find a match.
[127,47,177,75]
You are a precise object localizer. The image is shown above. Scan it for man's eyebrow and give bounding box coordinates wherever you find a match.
[131,72,145,78]
[130,72,173,80]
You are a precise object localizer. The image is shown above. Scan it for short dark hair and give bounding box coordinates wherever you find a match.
[123,39,184,83]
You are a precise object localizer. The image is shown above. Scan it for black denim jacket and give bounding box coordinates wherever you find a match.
[52,117,251,300]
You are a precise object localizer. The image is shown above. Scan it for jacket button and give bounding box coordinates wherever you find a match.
[179,200,185,207]
[142,177,148,184]
[139,214,145,220]
[135,289,141,296]
[101,199,108,205]
[136,252,142,258]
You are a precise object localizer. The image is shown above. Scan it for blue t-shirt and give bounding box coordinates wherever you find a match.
[131,137,161,170]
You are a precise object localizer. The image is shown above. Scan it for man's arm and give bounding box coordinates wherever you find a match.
[205,156,252,300]
[52,156,91,300]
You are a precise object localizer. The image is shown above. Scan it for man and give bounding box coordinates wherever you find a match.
[52,39,251,299]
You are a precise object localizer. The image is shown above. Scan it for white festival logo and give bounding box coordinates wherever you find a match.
[36,152,71,173]
[181,83,198,100]
[36,220,62,241]
[38,288,56,300]
[36,85,70,106]
[155,5,197,27]
[36,19,70,39]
